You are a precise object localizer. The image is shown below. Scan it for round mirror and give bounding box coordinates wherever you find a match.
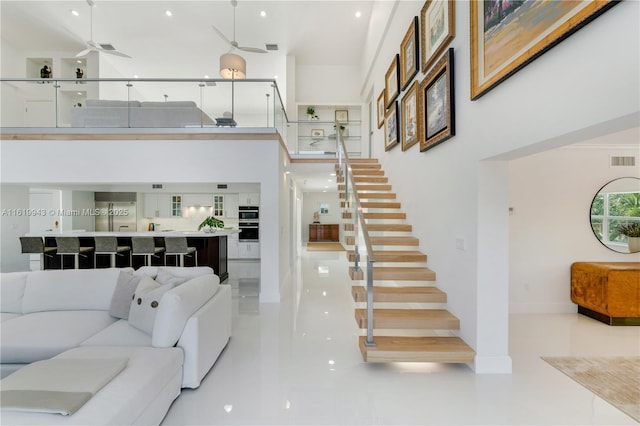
[590,177,640,253]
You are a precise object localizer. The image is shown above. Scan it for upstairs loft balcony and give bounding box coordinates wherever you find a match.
[0,78,367,159]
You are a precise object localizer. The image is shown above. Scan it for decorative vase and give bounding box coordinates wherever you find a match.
[628,237,640,253]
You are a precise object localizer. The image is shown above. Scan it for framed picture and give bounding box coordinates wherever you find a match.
[401,80,420,151]
[319,203,329,215]
[311,129,324,138]
[335,109,349,123]
[384,54,400,109]
[400,16,419,91]
[419,48,455,152]
[384,101,399,151]
[421,0,455,74]
[470,0,618,100]
[376,90,385,129]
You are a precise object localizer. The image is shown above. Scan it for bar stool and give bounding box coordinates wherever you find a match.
[164,237,198,267]
[55,236,94,269]
[19,236,57,270]
[94,236,131,268]
[131,237,165,267]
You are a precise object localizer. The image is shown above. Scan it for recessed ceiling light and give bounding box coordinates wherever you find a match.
[355,11,362,18]
[133,75,139,79]
[76,60,82,64]
[260,11,266,17]
[165,10,172,17]
[71,10,79,16]
[77,92,82,95]
[273,75,278,79]
[204,75,209,79]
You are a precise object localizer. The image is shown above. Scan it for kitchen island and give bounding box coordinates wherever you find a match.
[30,230,238,282]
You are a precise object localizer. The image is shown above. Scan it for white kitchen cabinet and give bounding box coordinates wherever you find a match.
[239,192,259,206]
[238,242,260,259]
[227,233,239,259]
[182,194,212,207]
[224,194,239,219]
[143,193,171,218]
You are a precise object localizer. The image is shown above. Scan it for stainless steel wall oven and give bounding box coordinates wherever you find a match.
[238,206,259,241]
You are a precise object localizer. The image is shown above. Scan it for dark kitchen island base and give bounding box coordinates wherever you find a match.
[43,234,229,283]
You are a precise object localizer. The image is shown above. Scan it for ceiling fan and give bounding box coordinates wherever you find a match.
[76,0,131,58]
[212,0,267,54]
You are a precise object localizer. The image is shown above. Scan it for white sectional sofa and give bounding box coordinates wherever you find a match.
[0,266,231,425]
[71,100,215,127]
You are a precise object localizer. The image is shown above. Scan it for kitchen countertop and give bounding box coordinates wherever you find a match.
[27,229,240,237]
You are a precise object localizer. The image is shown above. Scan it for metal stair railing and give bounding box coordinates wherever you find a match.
[336,123,376,348]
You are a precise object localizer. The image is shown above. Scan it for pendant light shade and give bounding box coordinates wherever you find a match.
[219,53,246,79]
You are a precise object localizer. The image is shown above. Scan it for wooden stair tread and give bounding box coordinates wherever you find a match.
[341,192,397,199]
[365,223,412,232]
[350,266,436,281]
[370,236,419,245]
[339,184,392,191]
[362,212,406,219]
[352,286,446,303]
[347,250,426,262]
[359,336,475,363]
[354,308,459,329]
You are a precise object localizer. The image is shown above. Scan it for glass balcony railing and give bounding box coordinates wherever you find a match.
[0,77,366,158]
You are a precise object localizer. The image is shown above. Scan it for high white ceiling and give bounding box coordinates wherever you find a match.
[1,0,374,78]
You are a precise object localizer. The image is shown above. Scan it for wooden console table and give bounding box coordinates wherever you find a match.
[570,262,640,326]
[309,224,339,242]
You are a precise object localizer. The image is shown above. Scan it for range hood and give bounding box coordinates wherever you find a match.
[182,194,212,207]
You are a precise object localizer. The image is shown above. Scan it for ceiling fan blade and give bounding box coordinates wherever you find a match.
[96,47,132,59]
[238,46,267,54]
[212,25,233,46]
[75,48,94,57]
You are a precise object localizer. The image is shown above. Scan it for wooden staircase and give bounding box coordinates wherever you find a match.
[337,158,475,363]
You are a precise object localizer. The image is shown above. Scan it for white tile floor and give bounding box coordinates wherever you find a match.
[162,250,640,425]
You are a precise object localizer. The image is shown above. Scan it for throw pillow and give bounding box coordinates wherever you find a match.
[127,276,174,335]
[109,271,142,319]
[155,269,190,287]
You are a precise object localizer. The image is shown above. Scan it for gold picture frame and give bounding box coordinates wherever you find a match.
[335,109,349,123]
[421,0,455,74]
[376,90,385,129]
[419,48,455,152]
[401,80,420,151]
[384,101,399,151]
[470,0,617,100]
[400,16,419,91]
[384,54,400,109]
[311,129,324,138]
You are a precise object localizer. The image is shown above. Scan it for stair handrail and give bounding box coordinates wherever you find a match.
[336,124,376,348]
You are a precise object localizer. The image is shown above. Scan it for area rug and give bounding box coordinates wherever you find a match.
[306,242,345,252]
[542,356,640,422]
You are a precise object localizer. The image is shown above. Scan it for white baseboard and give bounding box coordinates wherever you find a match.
[472,355,513,374]
[509,302,577,314]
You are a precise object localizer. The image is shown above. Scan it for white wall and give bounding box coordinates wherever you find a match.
[301,192,342,242]
[296,64,362,105]
[358,1,640,372]
[509,138,640,314]
[0,185,30,272]
[1,137,288,303]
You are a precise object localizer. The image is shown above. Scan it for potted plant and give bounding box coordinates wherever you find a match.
[198,216,225,233]
[617,222,640,253]
[306,106,319,120]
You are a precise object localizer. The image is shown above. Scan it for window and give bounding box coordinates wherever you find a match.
[171,195,182,217]
[591,190,640,244]
[213,195,224,217]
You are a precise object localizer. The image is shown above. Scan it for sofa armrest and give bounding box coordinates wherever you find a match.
[176,284,231,388]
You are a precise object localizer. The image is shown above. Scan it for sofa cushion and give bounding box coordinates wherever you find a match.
[152,274,221,348]
[85,99,141,108]
[81,319,152,347]
[0,272,28,313]
[134,266,213,280]
[0,346,183,426]
[109,271,142,319]
[128,277,173,335]
[21,268,126,314]
[155,269,190,286]
[0,311,117,364]
[139,101,197,107]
